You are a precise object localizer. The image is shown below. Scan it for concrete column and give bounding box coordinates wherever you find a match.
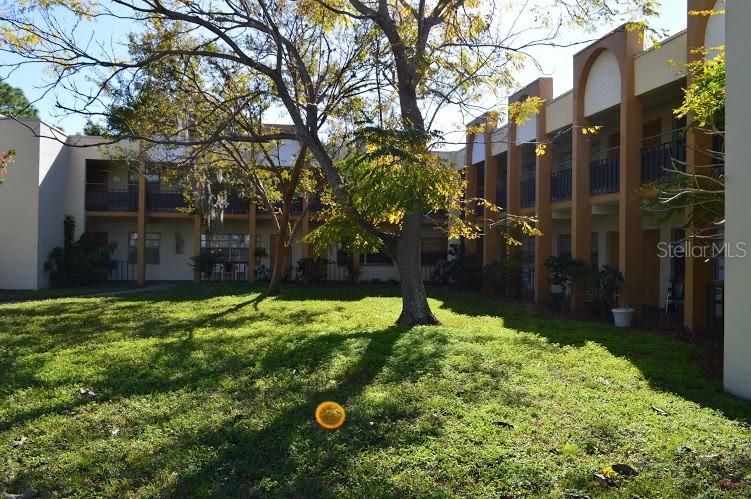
[724,0,749,398]
[534,80,554,304]
[506,126,521,217]
[136,171,146,286]
[683,129,714,330]
[482,126,499,268]
[464,155,479,255]
[193,215,201,283]
[571,115,591,310]
[618,35,645,312]
[248,202,257,283]
[683,0,718,330]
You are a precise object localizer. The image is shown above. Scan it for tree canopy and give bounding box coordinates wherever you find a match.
[0,81,37,118]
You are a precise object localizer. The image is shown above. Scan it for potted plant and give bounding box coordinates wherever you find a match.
[602,267,632,327]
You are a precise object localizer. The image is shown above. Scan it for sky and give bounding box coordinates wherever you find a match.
[1,0,688,147]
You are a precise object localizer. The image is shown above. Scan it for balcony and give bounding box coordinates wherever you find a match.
[520,174,535,209]
[496,183,507,209]
[550,160,572,202]
[590,149,620,195]
[641,135,687,184]
[146,189,187,212]
[85,183,138,212]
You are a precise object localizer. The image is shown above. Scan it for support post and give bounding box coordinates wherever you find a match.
[136,169,146,287]
[193,215,201,283]
[248,202,257,283]
[534,79,554,304]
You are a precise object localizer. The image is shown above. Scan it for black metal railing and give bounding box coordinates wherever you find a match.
[225,192,251,214]
[520,176,536,208]
[146,189,186,212]
[641,136,687,183]
[85,184,138,212]
[325,262,351,282]
[421,263,439,283]
[496,183,507,209]
[707,282,724,334]
[590,150,620,195]
[520,266,535,301]
[108,260,135,281]
[550,161,572,202]
[202,262,250,282]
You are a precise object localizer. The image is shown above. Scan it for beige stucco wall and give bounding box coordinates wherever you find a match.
[0,120,42,289]
[634,31,687,96]
[490,125,509,156]
[584,51,622,117]
[724,0,750,399]
[545,91,573,134]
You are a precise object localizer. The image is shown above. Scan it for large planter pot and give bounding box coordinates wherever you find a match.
[612,308,635,328]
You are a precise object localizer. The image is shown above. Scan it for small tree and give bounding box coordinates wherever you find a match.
[544,256,591,311]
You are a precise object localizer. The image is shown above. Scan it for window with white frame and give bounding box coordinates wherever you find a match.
[128,232,160,264]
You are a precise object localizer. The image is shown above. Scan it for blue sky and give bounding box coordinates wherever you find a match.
[2,0,687,142]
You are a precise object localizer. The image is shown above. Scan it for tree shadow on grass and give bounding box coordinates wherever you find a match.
[432,288,751,424]
[161,324,439,497]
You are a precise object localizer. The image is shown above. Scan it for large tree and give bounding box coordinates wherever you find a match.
[0,81,37,118]
[0,0,657,326]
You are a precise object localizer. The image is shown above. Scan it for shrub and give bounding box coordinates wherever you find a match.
[49,216,117,287]
[589,264,624,314]
[188,252,221,279]
[544,255,591,310]
[296,257,329,284]
[432,244,483,290]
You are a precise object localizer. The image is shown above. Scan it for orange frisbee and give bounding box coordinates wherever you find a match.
[315,401,346,430]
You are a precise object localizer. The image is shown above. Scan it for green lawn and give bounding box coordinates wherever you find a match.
[1,284,749,498]
[0,284,135,303]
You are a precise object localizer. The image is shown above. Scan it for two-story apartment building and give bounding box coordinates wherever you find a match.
[456,0,725,331]
[0,123,452,290]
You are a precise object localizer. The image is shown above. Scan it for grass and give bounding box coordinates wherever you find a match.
[0,284,135,303]
[0,284,749,498]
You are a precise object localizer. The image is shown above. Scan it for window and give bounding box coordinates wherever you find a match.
[421,238,448,264]
[175,233,184,254]
[558,234,571,260]
[591,232,599,269]
[128,232,160,264]
[201,233,250,262]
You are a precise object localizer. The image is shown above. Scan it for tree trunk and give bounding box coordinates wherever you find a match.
[395,211,440,326]
[268,239,289,294]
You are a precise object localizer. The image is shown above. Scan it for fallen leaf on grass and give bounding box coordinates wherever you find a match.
[651,405,669,416]
[10,436,26,448]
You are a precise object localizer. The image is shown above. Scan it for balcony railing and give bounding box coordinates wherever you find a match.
[475,183,485,215]
[550,161,572,202]
[520,175,535,208]
[108,260,135,281]
[146,189,187,212]
[590,149,620,195]
[641,135,687,184]
[85,183,138,212]
[225,192,250,214]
